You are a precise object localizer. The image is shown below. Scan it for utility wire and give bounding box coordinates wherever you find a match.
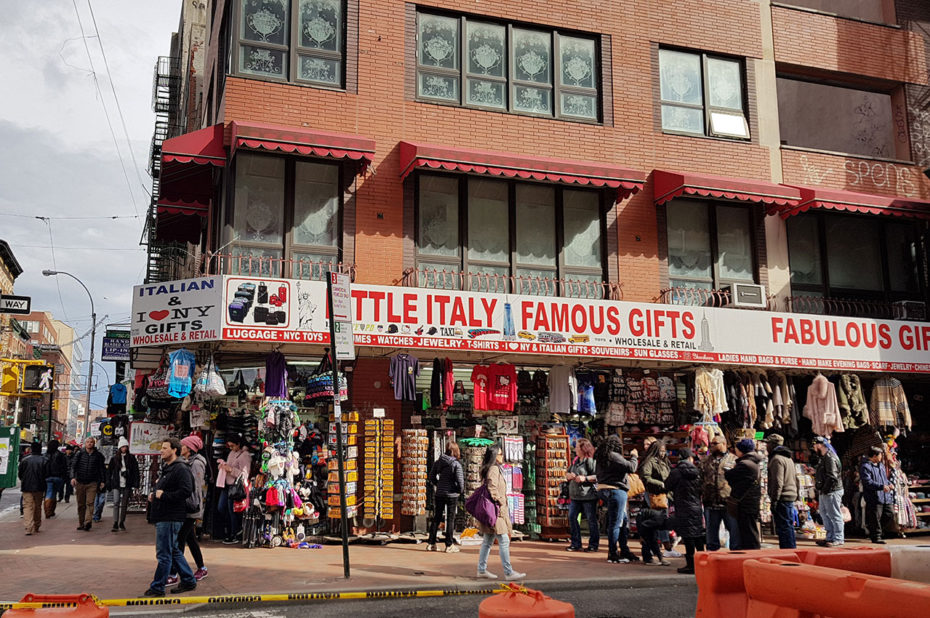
[0,212,140,221]
[70,0,141,218]
[37,217,70,322]
[86,0,152,200]
[15,245,144,252]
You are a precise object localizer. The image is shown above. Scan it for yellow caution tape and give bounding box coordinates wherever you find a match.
[0,587,502,610]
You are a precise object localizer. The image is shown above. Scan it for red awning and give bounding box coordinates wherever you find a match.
[653,170,801,207]
[155,197,210,217]
[777,186,930,220]
[399,141,644,198]
[230,121,376,167]
[161,124,227,166]
[158,124,225,211]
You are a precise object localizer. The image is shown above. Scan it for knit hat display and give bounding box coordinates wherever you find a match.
[735,438,755,453]
[181,434,203,452]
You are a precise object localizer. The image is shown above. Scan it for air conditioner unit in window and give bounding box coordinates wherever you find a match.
[893,300,927,321]
[720,283,767,309]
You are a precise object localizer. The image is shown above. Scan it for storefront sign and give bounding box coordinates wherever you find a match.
[101,336,130,362]
[134,275,930,373]
[128,421,174,455]
[130,277,223,346]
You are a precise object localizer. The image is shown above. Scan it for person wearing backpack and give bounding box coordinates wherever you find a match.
[427,441,464,553]
[475,444,525,580]
[172,435,209,582]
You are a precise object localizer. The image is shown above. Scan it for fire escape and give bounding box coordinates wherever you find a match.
[141,56,185,284]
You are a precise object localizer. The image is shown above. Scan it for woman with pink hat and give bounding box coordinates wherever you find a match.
[173,434,209,582]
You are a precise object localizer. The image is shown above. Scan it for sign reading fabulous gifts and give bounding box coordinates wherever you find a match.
[130,275,930,373]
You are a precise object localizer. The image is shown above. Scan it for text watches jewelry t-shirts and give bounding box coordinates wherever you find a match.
[471,365,491,411]
[389,353,420,401]
[489,364,518,411]
[549,365,577,414]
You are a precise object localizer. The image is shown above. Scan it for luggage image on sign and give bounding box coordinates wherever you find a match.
[254,306,269,323]
[258,282,268,304]
[228,301,247,323]
[237,283,256,301]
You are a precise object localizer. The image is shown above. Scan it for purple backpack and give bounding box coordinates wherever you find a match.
[465,484,499,528]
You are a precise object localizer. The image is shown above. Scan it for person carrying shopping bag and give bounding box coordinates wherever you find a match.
[475,444,525,581]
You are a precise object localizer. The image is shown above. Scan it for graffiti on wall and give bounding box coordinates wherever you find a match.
[796,155,920,198]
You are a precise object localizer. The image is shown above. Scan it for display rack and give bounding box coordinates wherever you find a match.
[904,478,930,535]
[363,418,395,522]
[327,412,359,520]
[401,429,428,516]
[535,433,570,539]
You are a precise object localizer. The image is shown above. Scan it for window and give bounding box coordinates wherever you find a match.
[787,212,923,302]
[659,48,749,139]
[415,174,606,298]
[777,78,897,158]
[665,199,756,292]
[229,152,341,279]
[416,12,601,121]
[237,0,346,88]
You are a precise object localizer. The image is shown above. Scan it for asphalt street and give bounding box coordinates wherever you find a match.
[122,583,698,618]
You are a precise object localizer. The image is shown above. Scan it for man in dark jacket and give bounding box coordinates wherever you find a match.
[700,435,740,551]
[665,448,704,574]
[427,441,465,553]
[144,438,196,597]
[594,435,639,564]
[63,443,76,503]
[70,437,106,531]
[813,436,844,547]
[18,442,47,535]
[766,434,799,549]
[44,439,68,519]
[860,446,894,544]
[725,439,762,550]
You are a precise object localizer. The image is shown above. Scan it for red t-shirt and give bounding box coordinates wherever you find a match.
[488,364,518,411]
[471,365,491,411]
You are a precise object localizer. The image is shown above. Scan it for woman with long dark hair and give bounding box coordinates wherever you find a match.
[427,441,464,553]
[639,439,672,564]
[594,435,639,563]
[476,444,525,580]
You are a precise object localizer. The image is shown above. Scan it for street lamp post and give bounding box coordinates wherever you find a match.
[42,270,95,442]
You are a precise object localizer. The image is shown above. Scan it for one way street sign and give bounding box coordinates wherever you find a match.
[0,294,31,315]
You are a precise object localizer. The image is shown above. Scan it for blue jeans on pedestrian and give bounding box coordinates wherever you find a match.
[568,499,600,550]
[819,490,845,544]
[704,507,741,550]
[45,477,64,500]
[773,501,797,549]
[477,533,513,576]
[93,490,107,522]
[598,488,629,558]
[151,521,195,593]
[216,487,241,540]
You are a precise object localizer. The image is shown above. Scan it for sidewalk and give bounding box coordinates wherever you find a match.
[0,499,921,604]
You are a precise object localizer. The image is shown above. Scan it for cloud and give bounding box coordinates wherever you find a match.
[0,0,182,413]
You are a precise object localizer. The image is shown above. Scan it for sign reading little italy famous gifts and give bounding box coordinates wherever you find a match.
[131,275,930,374]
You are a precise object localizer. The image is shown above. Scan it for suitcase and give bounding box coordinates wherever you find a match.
[266,312,279,326]
[254,306,268,323]
[237,283,256,301]
[275,310,286,324]
[258,282,268,304]
[228,301,247,323]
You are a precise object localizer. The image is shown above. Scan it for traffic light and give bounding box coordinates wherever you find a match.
[22,364,53,394]
[0,363,19,395]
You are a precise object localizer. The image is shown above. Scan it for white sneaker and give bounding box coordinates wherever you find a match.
[425,544,437,551]
[663,550,682,558]
[505,571,527,580]
[445,545,460,553]
[476,571,498,579]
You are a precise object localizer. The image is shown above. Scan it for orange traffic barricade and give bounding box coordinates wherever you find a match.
[479,584,574,618]
[695,546,891,617]
[744,557,930,618]
[3,594,108,617]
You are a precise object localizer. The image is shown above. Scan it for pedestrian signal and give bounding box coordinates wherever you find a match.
[22,364,53,394]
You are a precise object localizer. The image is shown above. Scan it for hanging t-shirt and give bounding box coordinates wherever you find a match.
[549,365,577,414]
[471,365,491,411]
[443,358,454,408]
[489,364,518,411]
[389,353,419,401]
[168,349,196,398]
[577,375,596,413]
[265,351,288,399]
[109,383,127,405]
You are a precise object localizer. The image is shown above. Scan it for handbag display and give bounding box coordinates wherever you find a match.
[304,354,348,402]
[627,472,646,498]
[193,355,227,398]
[465,483,499,528]
[649,492,669,509]
[146,355,171,400]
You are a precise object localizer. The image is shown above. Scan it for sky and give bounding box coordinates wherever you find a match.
[0,0,183,411]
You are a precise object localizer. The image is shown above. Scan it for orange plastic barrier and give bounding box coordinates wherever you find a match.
[479,584,574,618]
[4,594,108,617]
[744,557,930,618]
[694,546,891,617]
